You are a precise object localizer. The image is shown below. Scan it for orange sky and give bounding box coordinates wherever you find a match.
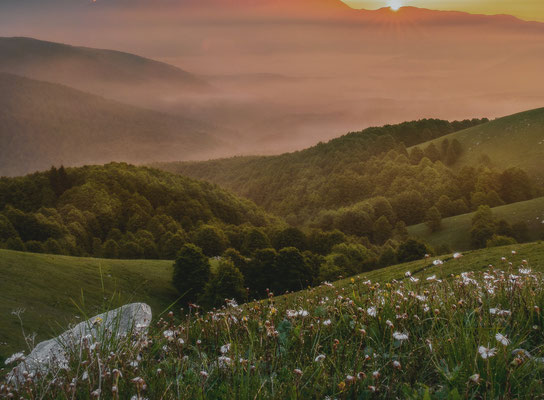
[343,0,544,22]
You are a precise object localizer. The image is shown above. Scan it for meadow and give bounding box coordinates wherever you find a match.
[407,196,544,250]
[2,242,544,398]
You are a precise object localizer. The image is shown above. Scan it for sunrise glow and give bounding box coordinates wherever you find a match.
[388,0,402,11]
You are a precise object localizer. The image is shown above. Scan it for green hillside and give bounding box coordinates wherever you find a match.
[0,73,223,176]
[2,241,544,369]
[411,107,544,182]
[407,196,544,251]
[0,250,177,359]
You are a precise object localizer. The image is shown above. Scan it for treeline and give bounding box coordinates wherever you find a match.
[154,119,489,225]
[0,163,281,259]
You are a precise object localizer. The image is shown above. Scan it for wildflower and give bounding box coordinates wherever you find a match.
[163,330,174,340]
[393,331,409,342]
[433,259,444,266]
[453,252,463,259]
[392,360,401,369]
[519,268,532,275]
[512,250,517,255]
[350,278,355,284]
[4,352,25,365]
[405,271,411,277]
[495,333,510,346]
[315,354,326,362]
[220,343,231,354]
[338,381,346,391]
[293,368,303,376]
[218,356,232,368]
[323,319,332,326]
[92,317,103,326]
[82,371,89,380]
[426,275,437,281]
[469,374,480,384]
[368,386,377,392]
[501,257,507,262]
[478,346,497,359]
[386,320,394,328]
[200,371,209,379]
[91,389,101,397]
[410,276,420,283]
[346,375,355,382]
[372,370,380,379]
[367,306,377,317]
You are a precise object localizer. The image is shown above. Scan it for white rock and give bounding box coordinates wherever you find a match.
[8,303,151,384]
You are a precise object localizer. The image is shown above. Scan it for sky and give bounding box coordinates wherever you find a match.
[343,0,544,21]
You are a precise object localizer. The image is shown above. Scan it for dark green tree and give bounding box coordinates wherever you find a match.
[396,239,430,263]
[172,244,210,302]
[425,206,442,233]
[200,260,246,308]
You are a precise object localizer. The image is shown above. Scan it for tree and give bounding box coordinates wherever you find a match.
[193,225,227,257]
[242,228,271,255]
[499,168,534,203]
[423,143,441,162]
[470,205,497,249]
[199,260,245,308]
[275,247,313,292]
[373,216,393,245]
[378,246,397,267]
[425,206,442,232]
[396,239,430,263]
[273,227,307,251]
[172,244,210,303]
[102,239,119,259]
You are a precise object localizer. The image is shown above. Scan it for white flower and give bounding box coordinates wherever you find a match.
[218,356,232,368]
[220,343,231,354]
[386,319,394,327]
[392,360,401,369]
[314,354,326,362]
[322,319,332,326]
[495,333,510,346]
[367,306,377,317]
[512,250,517,255]
[478,346,497,359]
[163,330,174,339]
[433,259,444,266]
[404,271,412,277]
[200,371,209,378]
[297,309,309,317]
[4,352,25,365]
[426,275,437,281]
[519,268,532,275]
[453,252,463,259]
[410,276,420,283]
[469,373,480,384]
[392,331,409,341]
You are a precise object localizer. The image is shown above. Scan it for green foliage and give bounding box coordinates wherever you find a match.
[486,234,517,248]
[193,225,228,257]
[470,206,498,249]
[425,206,442,233]
[200,260,246,308]
[397,238,430,262]
[172,244,211,302]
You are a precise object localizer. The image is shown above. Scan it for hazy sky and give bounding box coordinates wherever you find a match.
[343,0,544,21]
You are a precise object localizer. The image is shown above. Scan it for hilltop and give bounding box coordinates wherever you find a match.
[0,73,227,177]
[0,37,208,99]
[410,107,544,182]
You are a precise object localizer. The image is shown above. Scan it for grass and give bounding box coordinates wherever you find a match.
[411,107,544,181]
[2,242,544,398]
[0,250,178,360]
[406,197,544,251]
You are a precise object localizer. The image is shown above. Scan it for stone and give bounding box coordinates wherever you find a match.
[8,303,151,384]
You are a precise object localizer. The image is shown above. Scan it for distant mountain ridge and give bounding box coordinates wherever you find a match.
[0,37,210,99]
[0,73,225,177]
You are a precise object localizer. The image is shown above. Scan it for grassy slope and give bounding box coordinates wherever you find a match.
[411,107,544,181]
[3,241,544,359]
[407,196,544,250]
[0,250,178,358]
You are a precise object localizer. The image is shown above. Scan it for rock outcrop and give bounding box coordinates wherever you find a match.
[8,303,152,384]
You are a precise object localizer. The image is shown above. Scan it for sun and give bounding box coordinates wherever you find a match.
[387,0,402,11]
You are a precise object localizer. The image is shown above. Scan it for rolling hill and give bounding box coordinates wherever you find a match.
[410,107,544,182]
[407,196,544,251]
[0,37,209,99]
[0,73,228,177]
